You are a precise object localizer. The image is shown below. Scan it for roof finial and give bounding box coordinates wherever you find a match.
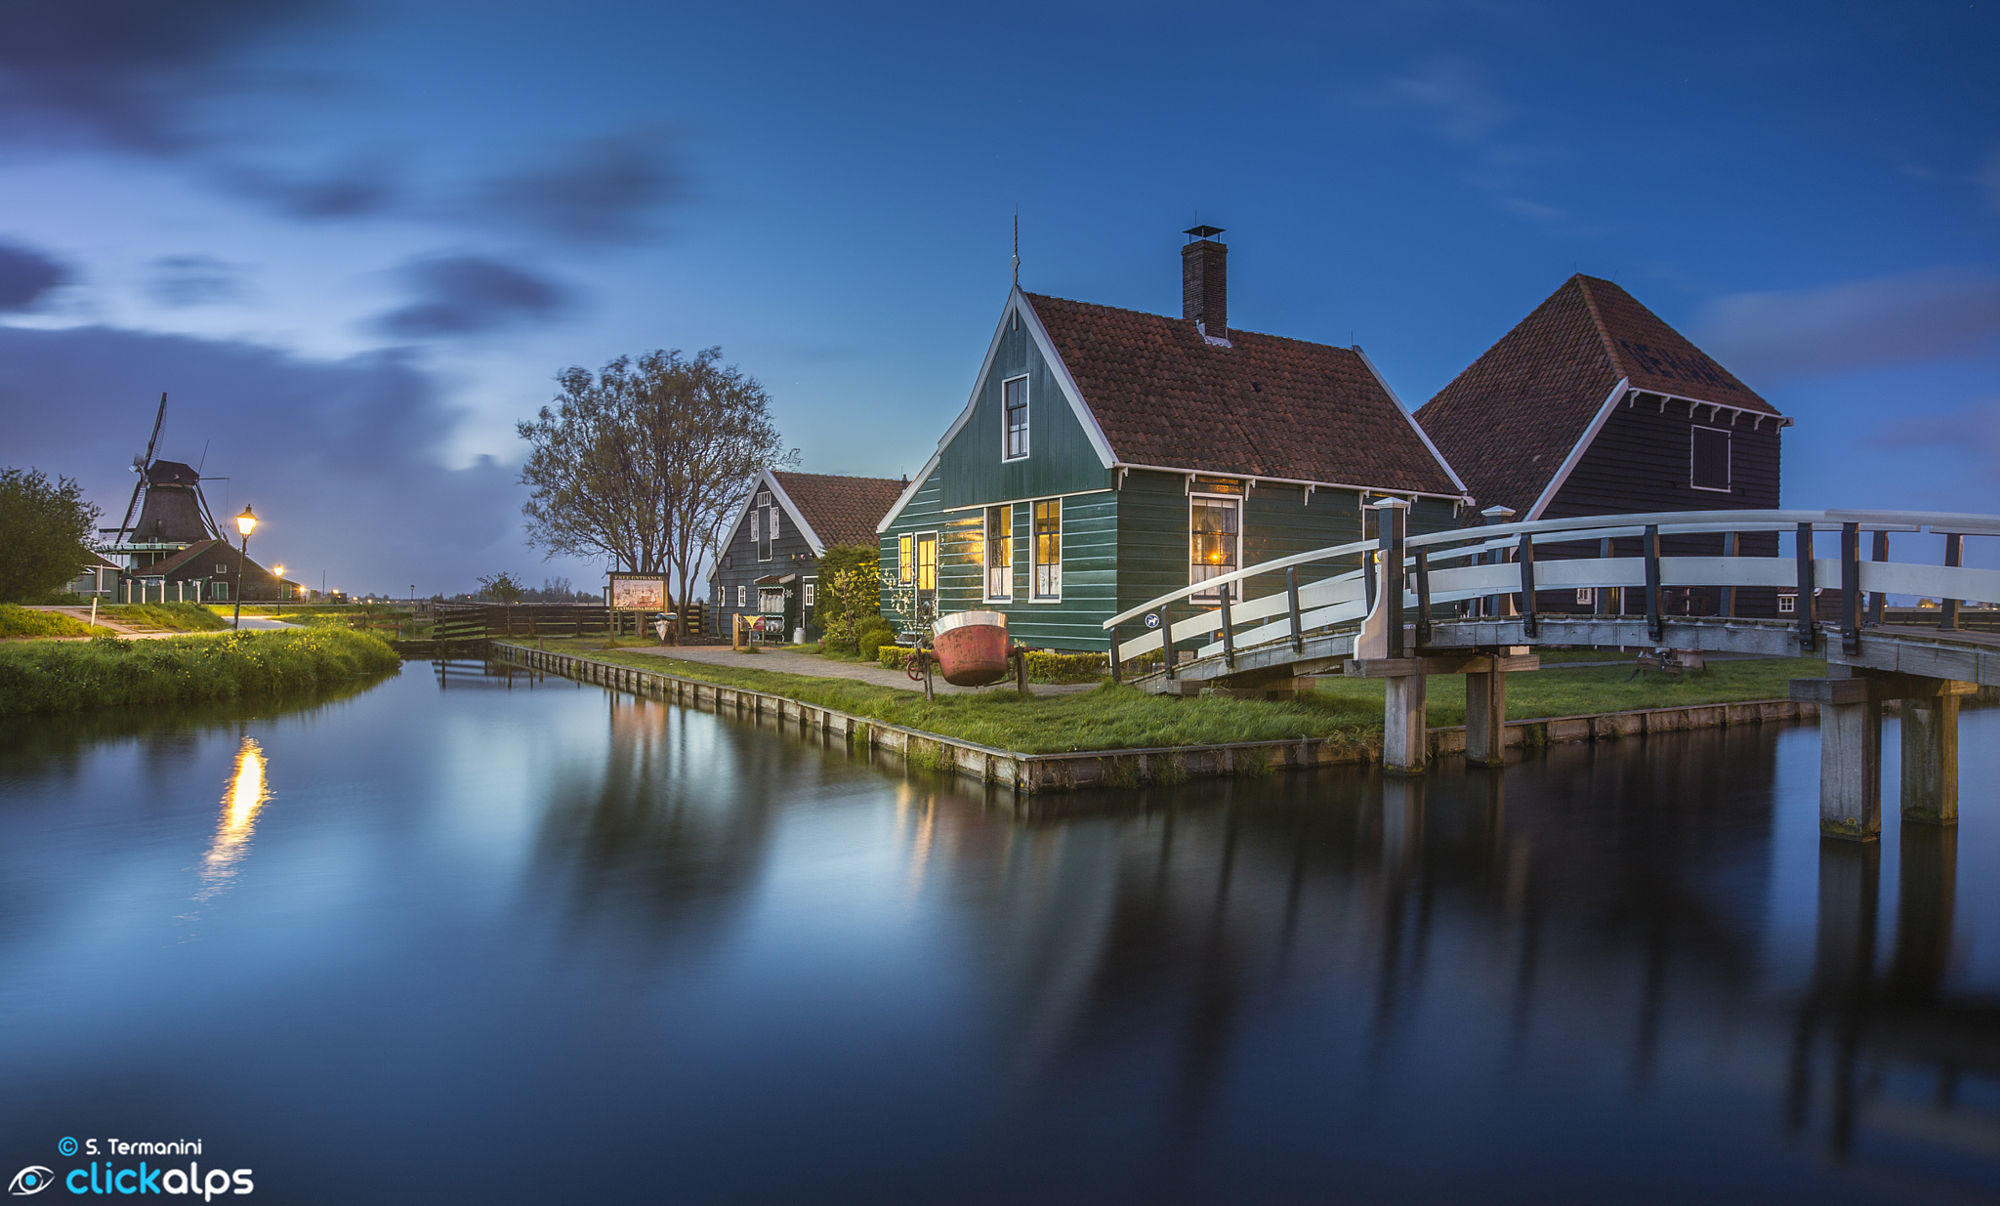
[1011,209,1020,286]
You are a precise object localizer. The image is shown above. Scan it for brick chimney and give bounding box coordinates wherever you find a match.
[1181,225,1227,340]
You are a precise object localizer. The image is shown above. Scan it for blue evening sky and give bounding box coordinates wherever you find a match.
[1,0,1994,591]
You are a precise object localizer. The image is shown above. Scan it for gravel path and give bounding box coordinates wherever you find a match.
[622,642,1095,696]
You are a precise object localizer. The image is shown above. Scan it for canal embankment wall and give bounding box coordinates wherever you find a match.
[492,643,1828,797]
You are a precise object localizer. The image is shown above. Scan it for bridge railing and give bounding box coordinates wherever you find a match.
[1103,507,2000,681]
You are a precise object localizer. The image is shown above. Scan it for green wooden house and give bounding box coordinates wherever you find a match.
[876,228,1471,651]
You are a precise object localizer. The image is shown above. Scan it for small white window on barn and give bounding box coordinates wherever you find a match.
[749,511,759,540]
[738,585,747,607]
[217,563,228,575]
[803,582,815,608]
[1002,375,1030,461]
[1778,592,1797,614]
[1576,588,1595,605]
[1691,426,1731,492]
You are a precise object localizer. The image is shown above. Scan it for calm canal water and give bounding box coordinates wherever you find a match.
[3,663,1998,1203]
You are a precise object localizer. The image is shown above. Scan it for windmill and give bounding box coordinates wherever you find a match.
[106,393,225,567]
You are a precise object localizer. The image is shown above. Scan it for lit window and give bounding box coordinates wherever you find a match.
[1003,376,1029,460]
[985,505,1012,600]
[1692,427,1730,491]
[1190,496,1239,598]
[898,534,914,583]
[1032,499,1061,599]
[915,534,937,594]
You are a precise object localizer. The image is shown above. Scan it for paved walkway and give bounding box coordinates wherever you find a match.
[624,642,1095,696]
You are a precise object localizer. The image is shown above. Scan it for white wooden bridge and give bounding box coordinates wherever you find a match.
[1105,503,2000,841]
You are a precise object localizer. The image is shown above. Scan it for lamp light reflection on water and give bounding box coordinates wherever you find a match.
[194,735,272,904]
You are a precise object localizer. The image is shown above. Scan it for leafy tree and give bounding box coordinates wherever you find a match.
[476,571,526,605]
[517,348,792,609]
[0,467,101,602]
[813,544,881,652]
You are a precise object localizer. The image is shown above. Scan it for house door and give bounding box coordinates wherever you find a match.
[914,532,938,623]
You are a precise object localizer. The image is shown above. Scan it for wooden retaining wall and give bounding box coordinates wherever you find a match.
[492,643,1821,797]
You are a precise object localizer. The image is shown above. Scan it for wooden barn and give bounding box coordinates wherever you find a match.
[128,537,292,603]
[710,469,908,641]
[875,227,1470,652]
[1416,275,1789,617]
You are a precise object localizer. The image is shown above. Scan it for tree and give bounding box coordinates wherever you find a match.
[813,544,882,652]
[0,467,101,602]
[476,571,526,605]
[517,348,793,609]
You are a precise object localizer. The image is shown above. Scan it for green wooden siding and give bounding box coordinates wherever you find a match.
[936,302,1111,510]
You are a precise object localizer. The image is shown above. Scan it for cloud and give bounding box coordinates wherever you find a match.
[0,0,343,151]
[371,254,570,339]
[1693,267,2000,379]
[1878,396,2000,459]
[468,132,687,244]
[145,255,243,307]
[215,157,400,219]
[1360,53,1513,144]
[0,239,70,310]
[0,322,545,591]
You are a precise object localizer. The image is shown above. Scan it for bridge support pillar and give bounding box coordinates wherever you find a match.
[1818,697,1883,842]
[1383,672,1427,775]
[1464,668,1506,768]
[1900,691,1960,826]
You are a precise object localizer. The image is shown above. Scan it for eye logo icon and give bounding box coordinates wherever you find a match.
[7,1166,54,1197]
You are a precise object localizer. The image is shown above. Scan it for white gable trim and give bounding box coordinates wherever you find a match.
[725,469,827,556]
[1524,378,1630,521]
[877,288,1116,534]
[1352,345,1471,499]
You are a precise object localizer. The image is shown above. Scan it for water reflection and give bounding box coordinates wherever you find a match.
[193,734,272,905]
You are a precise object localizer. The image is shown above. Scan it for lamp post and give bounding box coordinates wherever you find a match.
[272,564,287,617]
[233,505,258,630]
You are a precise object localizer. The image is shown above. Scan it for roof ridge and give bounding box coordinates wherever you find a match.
[1025,291,1366,359]
[1571,275,1631,382]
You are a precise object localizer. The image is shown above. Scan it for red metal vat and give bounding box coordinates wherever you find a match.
[930,610,1013,686]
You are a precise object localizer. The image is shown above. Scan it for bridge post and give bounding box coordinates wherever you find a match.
[1643,524,1664,645]
[1839,522,1862,656]
[1516,534,1538,638]
[1792,675,1882,842]
[1374,499,1408,658]
[1464,657,1506,768]
[1867,529,1888,627]
[1900,688,1961,826]
[1939,533,1963,632]
[1795,523,1818,651]
[1480,506,1514,619]
[1383,671,1428,776]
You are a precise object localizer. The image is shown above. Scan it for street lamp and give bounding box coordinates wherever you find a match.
[272,564,287,617]
[233,505,257,630]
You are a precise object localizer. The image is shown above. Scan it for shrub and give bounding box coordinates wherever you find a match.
[877,643,911,669]
[1024,650,1109,684]
[815,544,882,652]
[854,620,897,661]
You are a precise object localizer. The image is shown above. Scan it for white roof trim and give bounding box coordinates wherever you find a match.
[877,288,1116,534]
[1623,387,1793,427]
[725,469,827,556]
[1110,462,1469,503]
[1352,344,1471,498]
[1524,378,1630,521]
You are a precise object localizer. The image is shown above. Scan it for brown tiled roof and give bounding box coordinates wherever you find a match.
[771,471,907,549]
[1416,275,1777,515]
[138,538,225,579]
[1023,292,1463,496]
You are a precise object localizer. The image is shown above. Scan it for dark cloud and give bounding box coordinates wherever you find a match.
[470,132,687,244]
[371,255,570,339]
[216,157,400,219]
[1694,267,2000,380]
[0,322,549,591]
[0,0,342,151]
[0,239,70,310]
[145,255,243,307]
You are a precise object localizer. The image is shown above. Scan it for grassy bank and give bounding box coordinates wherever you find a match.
[516,638,1823,756]
[0,628,400,715]
[0,605,94,639]
[103,602,229,632]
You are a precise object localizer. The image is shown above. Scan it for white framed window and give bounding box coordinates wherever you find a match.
[803,582,815,608]
[898,533,913,584]
[1691,426,1731,492]
[1576,587,1595,605]
[1189,494,1242,600]
[1001,374,1030,461]
[1031,499,1061,600]
[1778,592,1797,615]
[216,563,228,575]
[749,512,759,540]
[737,584,747,607]
[984,504,1013,601]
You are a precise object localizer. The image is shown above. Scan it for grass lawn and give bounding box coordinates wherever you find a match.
[0,605,94,639]
[516,638,1821,756]
[0,628,400,715]
[102,602,229,632]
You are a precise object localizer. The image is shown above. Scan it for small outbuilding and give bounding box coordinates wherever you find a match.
[710,469,909,641]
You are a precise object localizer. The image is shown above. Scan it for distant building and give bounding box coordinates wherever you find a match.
[710,469,908,641]
[1417,275,1789,617]
[875,227,1468,651]
[130,537,292,603]
[67,553,123,599]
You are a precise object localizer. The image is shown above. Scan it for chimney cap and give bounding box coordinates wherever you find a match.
[1183,224,1225,241]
